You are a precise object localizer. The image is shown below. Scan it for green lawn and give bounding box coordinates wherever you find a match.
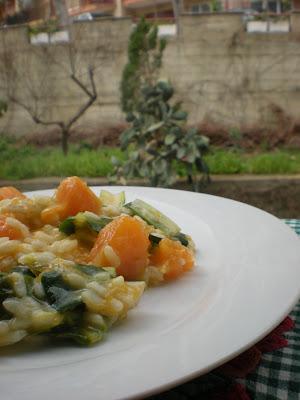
[0,140,125,180]
[1,137,300,180]
[206,148,300,174]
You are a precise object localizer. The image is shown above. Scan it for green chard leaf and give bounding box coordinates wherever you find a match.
[41,271,83,312]
[59,213,112,236]
[74,264,116,279]
[47,287,82,313]
[172,232,189,247]
[59,217,76,235]
[53,326,105,346]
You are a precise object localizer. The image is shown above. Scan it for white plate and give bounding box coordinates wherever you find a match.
[0,187,299,400]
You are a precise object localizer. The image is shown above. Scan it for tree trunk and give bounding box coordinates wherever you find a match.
[171,0,182,35]
[53,0,70,29]
[62,128,69,155]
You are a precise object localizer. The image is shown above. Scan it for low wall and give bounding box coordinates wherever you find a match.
[0,13,300,137]
[164,13,300,134]
[1,175,299,218]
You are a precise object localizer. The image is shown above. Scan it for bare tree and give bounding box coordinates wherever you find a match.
[10,68,97,154]
[171,0,183,35]
[0,25,99,154]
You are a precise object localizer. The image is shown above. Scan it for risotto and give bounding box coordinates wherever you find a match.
[0,177,195,347]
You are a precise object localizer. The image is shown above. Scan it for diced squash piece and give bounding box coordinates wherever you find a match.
[56,176,101,218]
[0,187,25,201]
[41,204,65,225]
[41,177,101,224]
[89,215,150,280]
[149,238,194,281]
[0,216,23,240]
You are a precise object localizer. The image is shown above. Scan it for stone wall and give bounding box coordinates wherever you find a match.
[0,14,300,138]
[0,18,130,137]
[164,13,300,134]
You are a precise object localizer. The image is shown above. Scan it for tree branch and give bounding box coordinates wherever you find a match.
[2,30,99,154]
[10,96,64,128]
[66,96,96,131]
[71,72,94,98]
[89,67,97,97]
[66,67,97,131]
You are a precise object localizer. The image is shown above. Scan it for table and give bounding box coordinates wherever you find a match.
[149,219,300,400]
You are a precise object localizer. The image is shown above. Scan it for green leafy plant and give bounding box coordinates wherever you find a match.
[117,18,210,190]
[229,128,243,151]
[120,18,166,113]
[28,19,60,36]
[114,80,210,191]
[211,0,222,12]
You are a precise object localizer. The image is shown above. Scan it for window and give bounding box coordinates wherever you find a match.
[201,3,211,11]
[191,3,211,13]
[251,0,285,12]
[191,4,200,12]
[268,1,277,11]
[251,0,263,12]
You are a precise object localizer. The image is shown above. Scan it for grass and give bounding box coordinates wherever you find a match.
[0,139,125,180]
[0,137,300,180]
[205,148,300,174]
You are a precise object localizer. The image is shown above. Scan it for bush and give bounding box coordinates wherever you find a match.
[120,18,166,113]
[117,18,210,190]
[114,80,210,190]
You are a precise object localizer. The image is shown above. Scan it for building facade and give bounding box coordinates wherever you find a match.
[0,0,296,24]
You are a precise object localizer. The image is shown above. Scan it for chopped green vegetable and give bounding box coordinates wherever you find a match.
[74,264,105,276]
[149,232,164,245]
[41,271,69,294]
[51,326,105,346]
[0,274,14,300]
[84,215,112,233]
[59,217,76,235]
[41,271,82,312]
[172,232,189,247]
[74,264,116,279]
[47,287,82,312]
[12,266,35,277]
[0,287,13,302]
[100,190,126,208]
[0,262,145,347]
[59,212,112,235]
[125,199,180,236]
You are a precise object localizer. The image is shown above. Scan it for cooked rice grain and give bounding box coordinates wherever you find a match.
[103,245,120,268]
[6,217,30,238]
[0,238,21,256]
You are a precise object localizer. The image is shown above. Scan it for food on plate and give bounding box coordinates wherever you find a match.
[0,264,144,346]
[0,177,195,347]
[89,215,150,281]
[0,186,25,201]
[41,176,101,224]
[150,238,194,281]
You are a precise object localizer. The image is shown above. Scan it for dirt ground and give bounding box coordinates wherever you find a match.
[176,176,300,219]
[23,123,300,151]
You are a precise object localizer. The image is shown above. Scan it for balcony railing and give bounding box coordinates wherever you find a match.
[80,0,114,5]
